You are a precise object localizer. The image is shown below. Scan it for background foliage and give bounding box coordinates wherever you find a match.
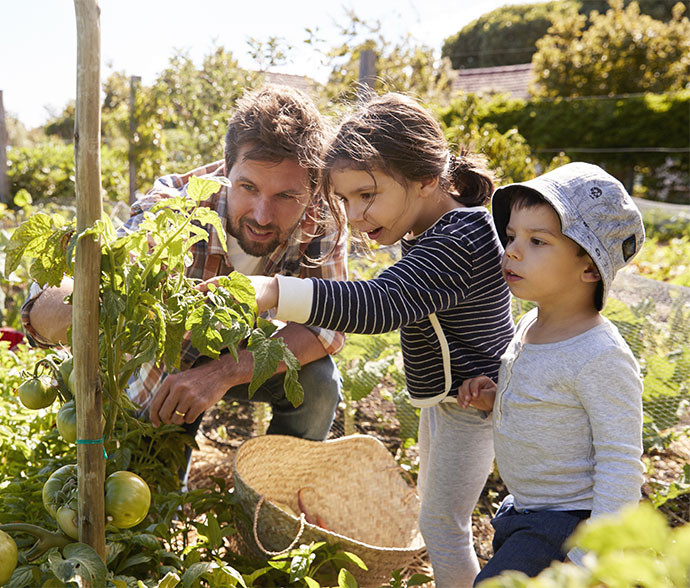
[0,1,688,585]
[441,0,684,70]
[5,1,689,207]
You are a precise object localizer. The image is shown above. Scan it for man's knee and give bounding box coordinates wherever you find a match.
[266,355,341,440]
[298,355,342,409]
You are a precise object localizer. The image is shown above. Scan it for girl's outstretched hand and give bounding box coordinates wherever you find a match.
[198,275,279,314]
[457,375,497,412]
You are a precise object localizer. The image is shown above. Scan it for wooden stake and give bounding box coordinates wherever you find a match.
[73,0,105,559]
[0,90,9,204]
[128,75,141,205]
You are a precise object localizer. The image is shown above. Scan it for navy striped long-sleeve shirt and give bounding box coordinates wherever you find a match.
[276,208,515,407]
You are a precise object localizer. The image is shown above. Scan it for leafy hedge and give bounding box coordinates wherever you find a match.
[473,90,690,202]
[7,140,129,203]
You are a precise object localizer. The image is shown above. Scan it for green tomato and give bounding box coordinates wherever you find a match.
[105,471,151,529]
[58,356,73,395]
[68,370,76,395]
[0,529,18,585]
[56,501,79,540]
[56,400,104,444]
[18,376,58,410]
[42,464,78,519]
[57,400,77,444]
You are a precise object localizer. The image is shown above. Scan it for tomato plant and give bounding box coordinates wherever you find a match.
[1,175,308,584]
[104,471,151,529]
[0,529,18,585]
[17,376,57,410]
[4,175,303,444]
[57,356,73,395]
[55,500,79,540]
[56,400,77,444]
[42,464,78,519]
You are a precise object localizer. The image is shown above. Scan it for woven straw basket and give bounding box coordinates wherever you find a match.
[232,434,425,585]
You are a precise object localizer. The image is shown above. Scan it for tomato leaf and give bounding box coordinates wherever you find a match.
[4,213,53,276]
[47,542,108,587]
[180,562,214,588]
[7,565,41,588]
[194,206,227,252]
[281,346,304,408]
[337,567,358,588]
[246,330,284,396]
[156,571,182,588]
[186,175,224,203]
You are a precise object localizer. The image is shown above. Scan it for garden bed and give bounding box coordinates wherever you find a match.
[186,386,690,584]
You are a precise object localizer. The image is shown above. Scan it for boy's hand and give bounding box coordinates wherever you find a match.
[457,375,497,412]
[198,275,279,314]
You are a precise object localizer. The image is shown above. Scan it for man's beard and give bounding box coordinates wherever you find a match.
[228,217,285,257]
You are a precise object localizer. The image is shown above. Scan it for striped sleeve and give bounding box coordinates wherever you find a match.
[295,222,348,354]
[306,232,475,334]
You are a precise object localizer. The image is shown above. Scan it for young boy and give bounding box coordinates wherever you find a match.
[459,162,646,583]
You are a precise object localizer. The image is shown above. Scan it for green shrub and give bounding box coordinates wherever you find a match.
[477,501,690,587]
[7,141,129,204]
[477,90,690,202]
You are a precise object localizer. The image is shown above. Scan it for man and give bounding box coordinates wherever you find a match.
[24,85,347,462]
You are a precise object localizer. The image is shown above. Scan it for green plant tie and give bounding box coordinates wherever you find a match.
[76,437,107,459]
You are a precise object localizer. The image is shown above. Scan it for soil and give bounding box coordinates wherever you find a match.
[186,390,690,586]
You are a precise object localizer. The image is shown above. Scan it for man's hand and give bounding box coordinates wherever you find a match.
[148,352,253,427]
[199,275,279,314]
[30,276,74,345]
[457,375,497,412]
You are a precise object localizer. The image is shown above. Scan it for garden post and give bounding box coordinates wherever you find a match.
[128,75,141,205]
[0,90,8,204]
[73,0,106,558]
[357,49,376,100]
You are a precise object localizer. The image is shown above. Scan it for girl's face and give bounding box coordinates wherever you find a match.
[330,167,429,245]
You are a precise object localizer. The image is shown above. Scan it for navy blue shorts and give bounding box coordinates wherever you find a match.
[474,495,590,585]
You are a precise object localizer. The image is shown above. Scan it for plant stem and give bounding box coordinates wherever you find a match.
[140,202,199,284]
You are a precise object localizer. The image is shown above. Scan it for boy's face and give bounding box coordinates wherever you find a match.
[502,203,597,308]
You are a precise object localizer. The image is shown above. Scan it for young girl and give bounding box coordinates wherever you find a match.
[214,93,515,587]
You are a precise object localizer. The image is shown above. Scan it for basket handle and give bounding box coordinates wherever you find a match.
[253,495,306,556]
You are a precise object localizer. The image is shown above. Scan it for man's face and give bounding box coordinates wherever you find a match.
[225,146,311,257]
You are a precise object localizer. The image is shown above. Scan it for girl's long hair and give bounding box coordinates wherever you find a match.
[322,93,495,242]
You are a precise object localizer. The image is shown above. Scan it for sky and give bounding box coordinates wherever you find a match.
[0,0,529,129]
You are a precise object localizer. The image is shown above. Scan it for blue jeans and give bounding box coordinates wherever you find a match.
[474,495,590,585]
[181,355,342,484]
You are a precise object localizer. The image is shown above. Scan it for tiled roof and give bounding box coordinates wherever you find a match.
[259,71,317,95]
[452,63,533,100]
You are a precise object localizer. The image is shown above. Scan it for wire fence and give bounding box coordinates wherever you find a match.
[237,229,690,483]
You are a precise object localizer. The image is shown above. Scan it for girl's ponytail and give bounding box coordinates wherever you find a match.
[446,148,495,207]
[323,93,497,215]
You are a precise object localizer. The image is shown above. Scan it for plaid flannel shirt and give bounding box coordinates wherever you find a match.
[23,159,347,410]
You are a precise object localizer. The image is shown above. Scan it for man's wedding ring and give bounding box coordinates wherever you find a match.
[174,410,186,417]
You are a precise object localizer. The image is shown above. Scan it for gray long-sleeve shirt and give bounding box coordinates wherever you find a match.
[494,308,644,520]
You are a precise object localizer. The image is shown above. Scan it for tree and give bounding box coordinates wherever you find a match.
[150,47,259,170]
[441,2,579,70]
[311,10,455,108]
[436,93,570,186]
[531,0,690,97]
[442,0,685,71]
[578,0,681,22]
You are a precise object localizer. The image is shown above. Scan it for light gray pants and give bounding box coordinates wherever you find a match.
[417,403,495,588]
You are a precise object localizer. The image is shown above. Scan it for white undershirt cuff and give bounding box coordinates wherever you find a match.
[274,275,314,324]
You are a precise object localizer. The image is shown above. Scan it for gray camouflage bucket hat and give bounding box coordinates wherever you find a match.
[491,162,645,310]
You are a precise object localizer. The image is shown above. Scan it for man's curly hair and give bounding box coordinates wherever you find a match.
[224,84,327,197]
